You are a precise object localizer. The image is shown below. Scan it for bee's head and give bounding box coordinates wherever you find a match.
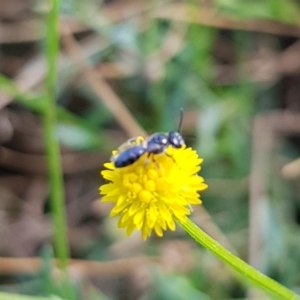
[167,108,185,148]
[168,132,185,148]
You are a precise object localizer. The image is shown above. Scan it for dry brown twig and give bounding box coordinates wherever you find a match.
[60,23,146,138]
[2,0,300,44]
[248,111,300,268]
[154,3,300,37]
[0,146,106,174]
[274,112,300,179]
[249,114,274,269]
[0,0,146,43]
[248,111,300,298]
[0,256,156,278]
[145,21,187,81]
[281,158,300,179]
[0,35,109,110]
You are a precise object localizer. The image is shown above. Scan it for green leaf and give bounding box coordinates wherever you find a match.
[149,271,211,300]
[56,122,101,150]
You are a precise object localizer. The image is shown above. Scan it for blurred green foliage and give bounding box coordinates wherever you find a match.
[1,0,300,299]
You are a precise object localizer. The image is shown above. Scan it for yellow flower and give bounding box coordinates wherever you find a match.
[100,144,207,240]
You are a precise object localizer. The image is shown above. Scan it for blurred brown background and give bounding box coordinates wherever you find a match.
[1,0,300,299]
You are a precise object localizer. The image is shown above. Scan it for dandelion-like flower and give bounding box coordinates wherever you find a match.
[100,141,207,240]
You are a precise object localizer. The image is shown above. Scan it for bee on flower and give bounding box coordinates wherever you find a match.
[99,111,207,240]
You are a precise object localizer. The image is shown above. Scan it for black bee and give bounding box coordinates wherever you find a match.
[111,110,185,168]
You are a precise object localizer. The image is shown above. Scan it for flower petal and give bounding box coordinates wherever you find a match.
[100,142,207,239]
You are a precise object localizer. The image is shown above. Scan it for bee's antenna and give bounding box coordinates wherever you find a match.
[178,108,184,133]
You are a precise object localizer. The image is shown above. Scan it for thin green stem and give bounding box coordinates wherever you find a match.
[179,218,300,300]
[44,3,76,299]
[0,291,59,300]
[44,0,69,269]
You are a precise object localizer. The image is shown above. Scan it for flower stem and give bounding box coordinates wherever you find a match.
[179,218,300,300]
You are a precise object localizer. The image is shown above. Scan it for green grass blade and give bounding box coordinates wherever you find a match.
[0,291,62,300]
[45,0,69,270]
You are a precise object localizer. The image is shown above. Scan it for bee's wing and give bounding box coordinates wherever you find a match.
[111,136,145,162]
[117,136,145,153]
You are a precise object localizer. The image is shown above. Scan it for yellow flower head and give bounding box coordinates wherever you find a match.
[100,138,207,240]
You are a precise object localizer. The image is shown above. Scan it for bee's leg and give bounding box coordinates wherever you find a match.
[164,151,177,164]
[144,153,157,165]
[145,153,163,174]
[143,153,151,166]
[164,151,182,169]
[153,155,161,171]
